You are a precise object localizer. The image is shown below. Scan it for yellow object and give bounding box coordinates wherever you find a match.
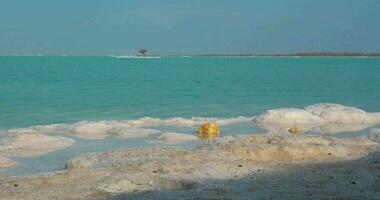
[197,123,220,140]
[288,127,303,134]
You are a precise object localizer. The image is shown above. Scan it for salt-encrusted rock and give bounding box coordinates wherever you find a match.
[305,103,380,124]
[258,122,377,135]
[66,121,162,140]
[0,156,17,169]
[66,148,186,169]
[0,133,75,157]
[98,179,140,193]
[254,104,380,134]
[67,121,114,140]
[254,108,324,125]
[312,123,376,134]
[223,135,378,162]
[68,134,379,170]
[1,134,380,200]
[32,124,68,134]
[148,133,198,144]
[5,124,68,135]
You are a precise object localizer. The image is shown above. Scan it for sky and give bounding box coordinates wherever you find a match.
[0,0,379,55]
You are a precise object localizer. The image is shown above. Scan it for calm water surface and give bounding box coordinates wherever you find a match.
[1,56,380,129]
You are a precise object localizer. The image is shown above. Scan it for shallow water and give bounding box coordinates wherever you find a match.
[1,56,380,175]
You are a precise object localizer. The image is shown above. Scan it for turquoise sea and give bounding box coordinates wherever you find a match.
[1,56,380,174]
[1,56,380,129]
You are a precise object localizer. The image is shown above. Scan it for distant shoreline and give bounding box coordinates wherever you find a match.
[191,52,380,58]
[1,52,380,57]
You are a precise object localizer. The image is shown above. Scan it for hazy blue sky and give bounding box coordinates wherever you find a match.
[0,0,379,55]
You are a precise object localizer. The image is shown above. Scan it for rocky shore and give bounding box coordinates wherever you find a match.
[0,134,380,199]
[1,103,380,199]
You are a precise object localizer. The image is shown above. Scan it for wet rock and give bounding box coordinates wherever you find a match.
[0,133,75,157]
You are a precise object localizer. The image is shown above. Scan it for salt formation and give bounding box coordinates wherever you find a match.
[253,108,324,125]
[5,124,67,135]
[66,121,119,140]
[0,134,379,199]
[254,103,380,134]
[68,134,378,169]
[0,116,252,140]
[0,133,75,157]
[0,156,17,169]
[305,103,380,124]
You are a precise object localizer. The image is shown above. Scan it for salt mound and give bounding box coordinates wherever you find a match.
[0,133,75,157]
[254,103,380,134]
[305,103,380,124]
[0,156,17,169]
[6,128,38,134]
[253,108,324,125]
[67,121,121,140]
[32,124,68,134]
[6,124,68,135]
[311,123,376,134]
